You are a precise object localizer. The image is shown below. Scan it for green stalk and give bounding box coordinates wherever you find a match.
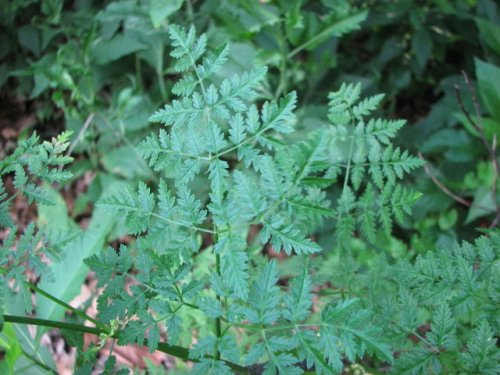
[3,315,103,336]
[215,252,222,358]
[135,54,143,92]
[27,282,106,330]
[2,315,248,374]
[20,348,58,374]
[275,31,288,99]
[157,44,167,101]
[186,0,194,23]
[212,225,222,361]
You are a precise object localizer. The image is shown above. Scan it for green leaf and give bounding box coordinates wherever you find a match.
[169,24,207,72]
[208,159,229,203]
[219,334,240,363]
[176,183,207,226]
[459,320,500,374]
[233,171,268,219]
[290,9,368,56]
[217,236,249,299]
[189,335,217,359]
[36,185,116,322]
[322,299,393,364]
[91,34,146,64]
[465,187,496,224]
[167,314,182,345]
[427,304,456,349]
[475,18,500,55]
[198,297,224,319]
[394,348,441,375]
[412,28,433,70]
[475,59,500,122]
[98,181,155,234]
[22,184,53,205]
[3,289,57,372]
[287,197,334,217]
[296,329,335,375]
[149,0,184,28]
[261,220,321,255]
[283,269,312,322]
[246,261,281,324]
[118,321,146,346]
[216,67,267,115]
[192,359,232,375]
[353,93,385,119]
[0,324,22,374]
[260,91,297,134]
[148,325,160,353]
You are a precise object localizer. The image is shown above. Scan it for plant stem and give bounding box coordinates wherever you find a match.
[418,153,493,213]
[212,224,223,353]
[275,30,288,99]
[157,44,167,101]
[20,348,58,374]
[3,315,104,336]
[337,117,356,232]
[27,282,106,330]
[135,54,143,91]
[64,112,94,159]
[215,252,222,359]
[2,314,248,374]
[186,0,194,23]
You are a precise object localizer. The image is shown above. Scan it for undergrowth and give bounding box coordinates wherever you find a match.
[1,25,498,375]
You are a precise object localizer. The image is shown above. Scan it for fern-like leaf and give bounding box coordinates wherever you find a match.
[283,269,313,322]
[459,320,500,374]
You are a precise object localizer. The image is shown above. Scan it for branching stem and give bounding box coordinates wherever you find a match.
[27,282,106,330]
[2,314,248,374]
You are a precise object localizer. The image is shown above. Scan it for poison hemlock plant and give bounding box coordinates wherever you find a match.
[360,231,500,375]
[1,25,498,375]
[87,25,418,374]
[327,83,423,247]
[0,132,74,318]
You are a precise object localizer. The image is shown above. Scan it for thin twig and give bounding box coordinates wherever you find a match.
[458,73,487,148]
[491,134,499,228]
[66,113,94,157]
[455,72,499,227]
[418,153,491,212]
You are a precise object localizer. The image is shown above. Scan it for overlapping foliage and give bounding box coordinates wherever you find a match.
[1,1,499,374]
[0,132,74,319]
